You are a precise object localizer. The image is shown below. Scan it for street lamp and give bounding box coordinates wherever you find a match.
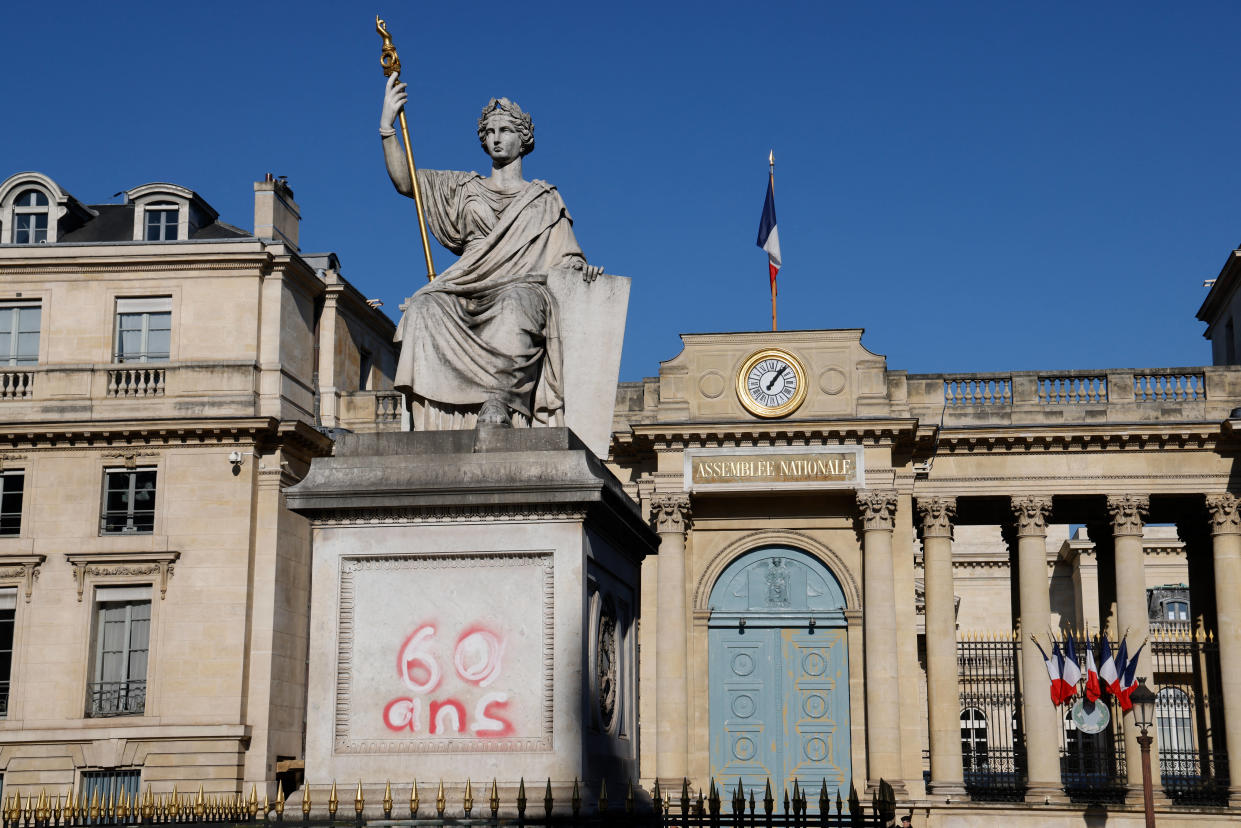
[1129,677,1157,828]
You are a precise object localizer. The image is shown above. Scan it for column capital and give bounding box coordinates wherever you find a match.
[650,493,692,535]
[1010,495,1053,537]
[857,489,899,532]
[1106,494,1149,537]
[1206,493,1241,536]
[917,496,957,540]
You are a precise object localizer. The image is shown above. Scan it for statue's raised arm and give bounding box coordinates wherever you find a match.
[379,89,603,431]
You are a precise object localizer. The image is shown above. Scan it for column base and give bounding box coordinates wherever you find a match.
[924,781,967,802]
[1124,783,1170,807]
[1022,782,1067,805]
[866,779,908,798]
[1229,786,1241,807]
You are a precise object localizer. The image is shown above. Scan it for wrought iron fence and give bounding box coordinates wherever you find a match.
[1057,635,1125,805]
[1151,627,1229,806]
[86,680,145,717]
[957,632,1025,801]
[0,778,898,828]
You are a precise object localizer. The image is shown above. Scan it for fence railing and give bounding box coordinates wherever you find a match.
[944,377,1012,406]
[957,632,1025,801]
[86,680,146,718]
[374,393,402,424]
[1151,628,1229,806]
[107,368,166,398]
[1134,373,1205,402]
[0,371,33,400]
[1037,375,1107,405]
[0,778,898,828]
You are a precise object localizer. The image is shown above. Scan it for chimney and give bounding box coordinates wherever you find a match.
[253,173,301,251]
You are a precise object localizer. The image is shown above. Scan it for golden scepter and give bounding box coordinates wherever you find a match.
[377,15,436,281]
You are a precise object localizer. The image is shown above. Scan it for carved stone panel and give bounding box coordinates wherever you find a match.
[334,551,554,754]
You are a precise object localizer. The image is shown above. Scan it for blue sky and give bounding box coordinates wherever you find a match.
[3,1,1239,381]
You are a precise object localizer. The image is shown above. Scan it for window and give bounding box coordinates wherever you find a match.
[101,468,156,535]
[0,303,39,366]
[11,189,48,244]
[0,589,15,717]
[1157,688,1195,753]
[88,591,150,717]
[81,769,140,808]
[143,204,179,241]
[1165,601,1189,622]
[961,708,988,771]
[114,298,171,364]
[0,472,23,536]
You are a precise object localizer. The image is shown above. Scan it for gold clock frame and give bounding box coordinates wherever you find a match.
[736,348,808,419]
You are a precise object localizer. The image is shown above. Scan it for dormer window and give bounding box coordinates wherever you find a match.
[12,190,49,244]
[143,204,179,241]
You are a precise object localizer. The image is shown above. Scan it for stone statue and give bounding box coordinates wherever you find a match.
[380,75,603,429]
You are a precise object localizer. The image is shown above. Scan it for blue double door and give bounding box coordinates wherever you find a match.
[708,548,851,803]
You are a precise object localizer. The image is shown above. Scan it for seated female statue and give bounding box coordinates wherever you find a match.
[381,75,602,428]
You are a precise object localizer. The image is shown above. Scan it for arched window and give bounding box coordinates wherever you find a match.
[12,188,49,244]
[1156,688,1194,753]
[960,708,988,771]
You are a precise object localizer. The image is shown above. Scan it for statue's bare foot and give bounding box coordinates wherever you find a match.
[477,397,512,427]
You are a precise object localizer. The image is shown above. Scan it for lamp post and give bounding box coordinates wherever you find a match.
[1129,677,1157,828]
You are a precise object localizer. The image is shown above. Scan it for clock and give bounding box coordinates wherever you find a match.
[736,348,807,418]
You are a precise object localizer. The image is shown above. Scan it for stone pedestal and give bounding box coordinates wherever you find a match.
[286,428,657,811]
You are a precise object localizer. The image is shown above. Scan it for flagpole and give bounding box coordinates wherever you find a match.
[769,150,776,332]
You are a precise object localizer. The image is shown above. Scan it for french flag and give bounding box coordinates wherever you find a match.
[1035,639,1064,706]
[1084,643,1102,703]
[1059,636,1082,705]
[1116,642,1146,712]
[1099,634,1119,696]
[756,176,781,294]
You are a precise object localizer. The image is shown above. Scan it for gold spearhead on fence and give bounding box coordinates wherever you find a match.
[89,786,100,821]
[275,784,285,817]
[598,778,608,813]
[516,778,527,817]
[328,781,339,817]
[651,779,661,811]
[302,784,312,816]
[383,780,393,816]
[195,784,205,816]
[543,778,553,817]
[263,792,270,815]
[763,779,774,815]
[54,792,63,822]
[119,789,130,819]
[435,780,446,817]
[249,784,259,816]
[355,780,364,815]
[489,779,499,817]
[410,779,419,817]
[463,778,473,816]
[680,777,689,810]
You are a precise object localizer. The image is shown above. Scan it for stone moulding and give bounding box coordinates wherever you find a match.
[65,550,179,601]
[333,550,555,755]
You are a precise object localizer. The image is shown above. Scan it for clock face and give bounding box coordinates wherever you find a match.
[737,349,808,418]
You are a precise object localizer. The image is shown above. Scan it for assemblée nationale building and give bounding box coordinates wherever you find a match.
[0,167,1240,826]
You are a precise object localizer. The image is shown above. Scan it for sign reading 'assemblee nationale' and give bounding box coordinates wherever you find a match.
[684,446,865,492]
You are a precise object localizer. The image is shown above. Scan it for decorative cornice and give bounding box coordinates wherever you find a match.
[65,550,179,600]
[857,490,898,532]
[1106,494,1150,537]
[0,555,45,603]
[916,496,957,539]
[310,505,588,527]
[1010,495,1053,537]
[650,493,691,535]
[618,418,930,454]
[935,425,1219,454]
[1206,493,1241,536]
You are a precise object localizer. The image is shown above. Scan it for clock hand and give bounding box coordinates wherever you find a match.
[765,366,788,392]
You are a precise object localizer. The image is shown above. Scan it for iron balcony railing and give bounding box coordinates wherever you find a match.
[86,680,145,717]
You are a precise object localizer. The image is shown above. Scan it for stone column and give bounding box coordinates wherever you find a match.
[918,497,965,798]
[1205,493,1241,801]
[1108,494,1158,798]
[651,493,691,784]
[1010,495,1062,803]
[858,490,904,791]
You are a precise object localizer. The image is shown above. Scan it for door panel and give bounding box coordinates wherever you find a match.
[782,628,850,797]
[710,626,780,792]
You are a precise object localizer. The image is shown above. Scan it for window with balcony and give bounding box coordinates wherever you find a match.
[11,190,48,244]
[114,298,171,364]
[0,303,40,366]
[0,589,15,718]
[88,590,150,717]
[0,472,23,537]
[143,204,179,241]
[101,468,156,535]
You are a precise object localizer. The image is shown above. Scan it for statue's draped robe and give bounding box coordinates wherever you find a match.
[394,170,586,426]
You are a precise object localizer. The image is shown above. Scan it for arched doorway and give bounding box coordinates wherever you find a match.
[707,546,850,801]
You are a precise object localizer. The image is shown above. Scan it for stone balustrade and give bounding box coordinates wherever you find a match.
[0,371,33,400]
[903,365,1241,426]
[335,390,405,433]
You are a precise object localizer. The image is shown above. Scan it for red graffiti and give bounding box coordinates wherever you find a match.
[383,621,513,738]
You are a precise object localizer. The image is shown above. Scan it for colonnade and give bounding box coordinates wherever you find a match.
[646,487,1241,806]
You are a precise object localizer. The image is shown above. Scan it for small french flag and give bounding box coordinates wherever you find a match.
[1084,643,1101,703]
[1099,633,1119,696]
[1059,637,1082,705]
[756,176,781,294]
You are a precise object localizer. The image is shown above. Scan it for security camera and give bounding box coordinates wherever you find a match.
[228,451,243,464]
